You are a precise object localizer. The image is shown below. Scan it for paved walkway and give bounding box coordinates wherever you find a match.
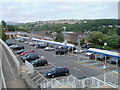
[1,45,29,88]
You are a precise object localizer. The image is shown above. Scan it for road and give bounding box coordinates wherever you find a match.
[9,39,103,79]
[1,44,29,88]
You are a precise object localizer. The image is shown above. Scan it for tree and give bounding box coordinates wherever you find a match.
[2,20,6,28]
[87,31,106,45]
[106,34,120,48]
[54,32,64,42]
[0,24,7,41]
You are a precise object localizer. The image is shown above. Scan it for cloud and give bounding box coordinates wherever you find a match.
[1,1,118,22]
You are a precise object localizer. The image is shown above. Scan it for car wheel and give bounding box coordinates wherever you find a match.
[65,73,69,76]
[51,75,54,78]
[33,65,36,67]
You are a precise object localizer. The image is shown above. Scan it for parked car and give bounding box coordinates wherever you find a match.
[21,50,35,56]
[31,58,48,67]
[97,55,110,61]
[35,44,47,49]
[9,45,18,49]
[30,43,37,47]
[44,47,55,51]
[12,46,24,50]
[16,49,27,54]
[21,53,39,62]
[82,44,94,49]
[25,41,29,44]
[6,42,16,46]
[46,67,69,78]
[68,47,76,52]
[107,58,120,65]
[73,49,84,53]
[89,54,95,59]
[55,48,68,55]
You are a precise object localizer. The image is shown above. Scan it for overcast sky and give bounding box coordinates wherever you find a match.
[1,0,119,23]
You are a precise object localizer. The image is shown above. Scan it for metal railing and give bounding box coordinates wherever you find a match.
[30,70,63,88]
[95,71,119,88]
[25,60,34,73]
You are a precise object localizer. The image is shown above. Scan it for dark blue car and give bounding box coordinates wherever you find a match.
[46,67,69,78]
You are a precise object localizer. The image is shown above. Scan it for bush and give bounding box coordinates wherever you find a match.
[94,45,115,50]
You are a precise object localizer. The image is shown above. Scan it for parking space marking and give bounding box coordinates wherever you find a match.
[85,63,100,66]
[73,67,83,72]
[96,66,111,69]
[35,65,53,69]
[79,60,91,62]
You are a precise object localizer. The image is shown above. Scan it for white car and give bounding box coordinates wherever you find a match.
[44,47,55,51]
[9,45,18,49]
[25,41,29,44]
[73,49,84,53]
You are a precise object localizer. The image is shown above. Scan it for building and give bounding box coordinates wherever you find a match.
[64,32,89,43]
[5,31,28,38]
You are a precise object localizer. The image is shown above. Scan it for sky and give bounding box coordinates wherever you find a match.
[1,0,119,23]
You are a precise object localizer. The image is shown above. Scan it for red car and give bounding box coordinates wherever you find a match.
[21,50,35,56]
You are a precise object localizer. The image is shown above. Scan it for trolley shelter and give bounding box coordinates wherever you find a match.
[87,48,120,66]
[31,38,75,48]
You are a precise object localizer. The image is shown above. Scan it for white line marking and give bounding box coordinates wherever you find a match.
[73,67,83,72]
[2,48,17,81]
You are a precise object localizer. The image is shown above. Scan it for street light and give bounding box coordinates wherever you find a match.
[63,26,67,45]
[77,35,81,61]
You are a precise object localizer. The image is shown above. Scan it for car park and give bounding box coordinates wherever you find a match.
[12,46,24,50]
[16,49,27,54]
[44,47,55,51]
[31,58,48,67]
[21,50,35,56]
[46,67,69,78]
[21,53,39,62]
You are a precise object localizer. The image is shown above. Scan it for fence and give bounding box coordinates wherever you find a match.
[57,75,105,88]
[95,71,119,88]
[31,70,62,88]
[25,60,34,73]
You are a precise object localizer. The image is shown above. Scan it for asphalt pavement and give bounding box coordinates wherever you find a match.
[9,39,103,79]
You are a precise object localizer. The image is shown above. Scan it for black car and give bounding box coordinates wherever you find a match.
[31,59,48,67]
[55,48,68,55]
[97,55,110,61]
[46,67,69,78]
[16,49,27,54]
[6,42,16,46]
[21,53,39,62]
[35,44,47,49]
[12,46,24,50]
[68,47,76,52]
[82,44,94,49]
[30,43,37,47]
[108,58,120,65]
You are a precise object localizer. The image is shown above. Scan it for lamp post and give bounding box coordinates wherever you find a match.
[77,36,81,61]
[63,26,66,42]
